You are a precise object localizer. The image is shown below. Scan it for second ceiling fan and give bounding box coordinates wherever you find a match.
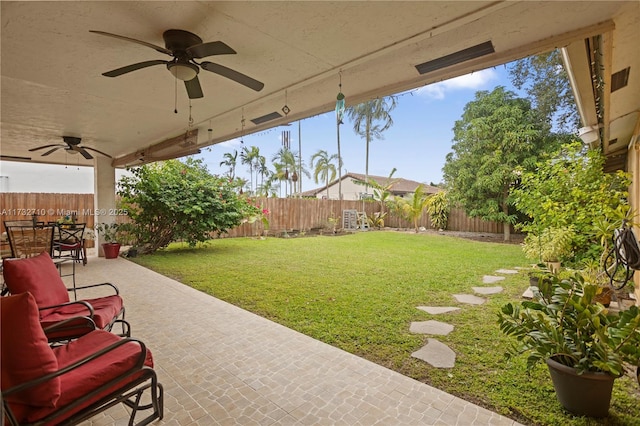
[91,29,264,99]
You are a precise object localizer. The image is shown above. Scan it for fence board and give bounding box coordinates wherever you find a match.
[1,193,510,240]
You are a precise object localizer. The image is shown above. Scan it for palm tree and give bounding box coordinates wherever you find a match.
[256,177,276,197]
[346,97,397,195]
[270,163,289,197]
[362,167,399,215]
[219,150,238,179]
[310,149,338,199]
[272,147,297,197]
[240,146,261,194]
[256,155,270,192]
[397,184,430,233]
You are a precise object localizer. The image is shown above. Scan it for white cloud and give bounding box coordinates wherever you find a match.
[416,68,499,100]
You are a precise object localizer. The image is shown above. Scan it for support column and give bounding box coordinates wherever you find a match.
[94,157,116,257]
[629,117,640,306]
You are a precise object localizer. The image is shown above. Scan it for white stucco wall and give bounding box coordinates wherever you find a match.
[0,161,130,193]
[317,177,374,200]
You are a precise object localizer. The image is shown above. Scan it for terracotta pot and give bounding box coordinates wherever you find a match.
[102,243,121,259]
[594,287,612,307]
[545,261,561,273]
[546,357,616,418]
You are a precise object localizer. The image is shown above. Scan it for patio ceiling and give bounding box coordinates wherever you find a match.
[1,1,638,168]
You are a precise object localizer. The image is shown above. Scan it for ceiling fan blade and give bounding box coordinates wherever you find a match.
[83,147,113,159]
[75,147,94,160]
[187,41,236,59]
[200,62,264,91]
[102,60,168,77]
[42,147,62,156]
[90,30,172,56]
[28,144,64,152]
[184,76,204,99]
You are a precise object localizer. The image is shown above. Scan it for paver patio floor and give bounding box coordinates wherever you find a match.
[71,256,521,425]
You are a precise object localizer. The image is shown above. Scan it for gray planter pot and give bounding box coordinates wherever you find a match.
[546,357,616,418]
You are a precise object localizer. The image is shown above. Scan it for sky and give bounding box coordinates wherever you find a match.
[0,64,519,193]
[194,63,519,191]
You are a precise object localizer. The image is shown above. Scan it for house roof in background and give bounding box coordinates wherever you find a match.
[302,172,441,197]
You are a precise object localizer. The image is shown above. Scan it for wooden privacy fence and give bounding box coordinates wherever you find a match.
[1,193,97,233]
[219,197,508,237]
[1,193,508,238]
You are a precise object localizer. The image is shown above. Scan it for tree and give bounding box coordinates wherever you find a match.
[256,155,270,192]
[117,158,259,254]
[267,163,287,197]
[426,191,450,231]
[442,86,555,241]
[271,147,297,197]
[512,142,631,264]
[240,145,261,194]
[346,97,397,194]
[310,149,338,199]
[508,50,579,132]
[396,184,430,233]
[219,150,238,179]
[353,168,399,215]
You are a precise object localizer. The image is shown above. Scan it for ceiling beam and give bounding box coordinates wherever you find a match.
[112,129,198,167]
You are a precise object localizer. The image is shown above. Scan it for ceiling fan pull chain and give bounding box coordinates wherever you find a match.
[174,76,178,114]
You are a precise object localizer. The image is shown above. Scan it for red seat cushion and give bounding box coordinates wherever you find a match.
[0,293,61,408]
[2,252,70,308]
[17,330,153,424]
[42,295,124,330]
[58,242,81,250]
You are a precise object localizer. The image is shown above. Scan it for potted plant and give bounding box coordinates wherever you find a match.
[94,223,123,259]
[498,272,640,417]
[521,226,575,272]
[579,259,615,307]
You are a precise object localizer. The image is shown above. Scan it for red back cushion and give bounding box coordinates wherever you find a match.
[2,252,70,307]
[0,292,61,407]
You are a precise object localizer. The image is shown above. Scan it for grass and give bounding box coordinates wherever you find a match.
[131,231,640,426]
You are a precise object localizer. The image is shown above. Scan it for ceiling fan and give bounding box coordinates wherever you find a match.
[90,29,265,99]
[29,136,112,160]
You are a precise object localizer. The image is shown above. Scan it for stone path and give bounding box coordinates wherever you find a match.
[410,268,519,368]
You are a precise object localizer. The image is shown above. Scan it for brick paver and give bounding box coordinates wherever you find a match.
[71,256,521,425]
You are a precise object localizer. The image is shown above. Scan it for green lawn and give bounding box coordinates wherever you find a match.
[131,231,640,426]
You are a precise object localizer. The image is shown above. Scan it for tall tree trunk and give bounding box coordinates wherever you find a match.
[325,177,330,199]
[502,199,511,241]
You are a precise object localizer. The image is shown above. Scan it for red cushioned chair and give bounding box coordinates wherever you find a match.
[1,292,163,425]
[2,252,130,342]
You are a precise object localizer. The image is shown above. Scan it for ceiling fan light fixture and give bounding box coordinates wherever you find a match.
[167,62,199,81]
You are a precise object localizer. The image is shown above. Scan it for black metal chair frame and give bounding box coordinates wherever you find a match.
[1,247,131,341]
[1,332,164,426]
[3,221,79,294]
[36,281,131,341]
[53,223,87,266]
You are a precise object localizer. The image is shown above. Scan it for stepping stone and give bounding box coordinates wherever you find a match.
[411,338,456,368]
[495,269,518,274]
[483,275,505,284]
[410,320,454,335]
[453,294,486,305]
[416,306,460,315]
[472,286,503,295]
[522,287,535,299]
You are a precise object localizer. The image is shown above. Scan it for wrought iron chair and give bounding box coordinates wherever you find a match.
[1,292,163,425]
[4,222,54,258]
[53,222,87,265]
[3,220,79,292]
[2,251,130,342]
